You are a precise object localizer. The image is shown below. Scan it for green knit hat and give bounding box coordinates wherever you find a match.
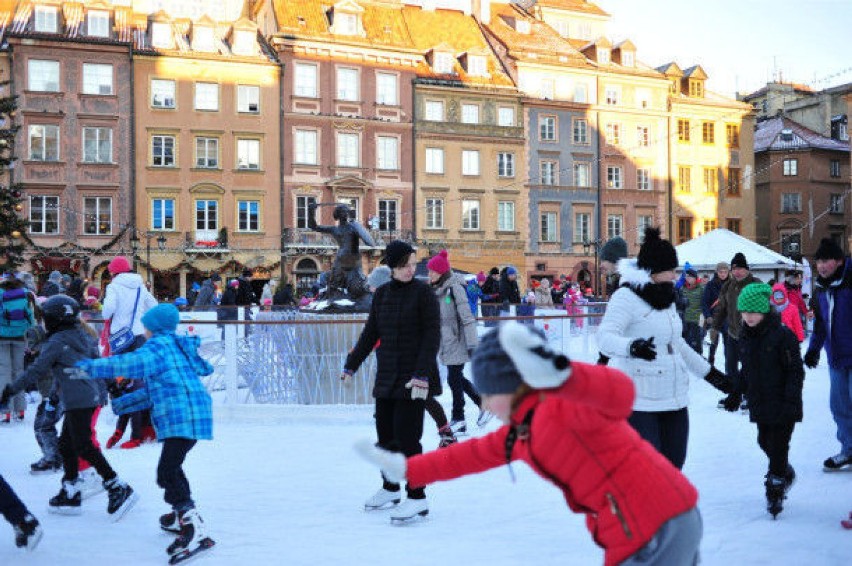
[737,282,772,314]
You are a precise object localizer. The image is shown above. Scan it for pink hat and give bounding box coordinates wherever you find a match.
[426,250,451,275]
[108,256,131,275]
[262,298,272,306]
[476,271,487,283]
[229,279,240,288]
[87,286,100,298]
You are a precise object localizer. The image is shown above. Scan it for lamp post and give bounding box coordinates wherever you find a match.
[583,239,600,297]
[129,233,140,271]
[141,232,168,287]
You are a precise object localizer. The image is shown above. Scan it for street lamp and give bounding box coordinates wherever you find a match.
[582,239,600,297]
[129,233,140,270]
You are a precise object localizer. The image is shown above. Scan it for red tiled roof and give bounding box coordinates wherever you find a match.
[484,3,589,66]
[536,0,610,17]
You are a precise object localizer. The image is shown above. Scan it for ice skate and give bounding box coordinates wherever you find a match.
[822,453,852,472]
[842,511,852,530]
[390,497,429,525]
[167,509,215,564]
[104,477,138,522]
[450,419,467,436]
[437,424,457,448]
[29,458,62,475]
[765,474,785,519]
[364,487,401,511]
[48,480,82,515]
[783,465,796,495]
[476,409,494,428]
[161,510,182,534]
[78,468,106,500]
[13,514,43,551]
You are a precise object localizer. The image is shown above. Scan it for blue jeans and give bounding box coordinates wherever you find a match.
[157,438,198,513]
[828,366,852,455]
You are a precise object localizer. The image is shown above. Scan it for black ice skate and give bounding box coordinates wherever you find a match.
[13,514,43,551]
[437,425,457,448]
[104,477,138,522]
[765,474,786,519]
[160,511,182,534]
[823,453,852,472]
[450,420,467,436]
[30,458,62,475]
[783,465,796,495]
[48,480,82,515]
[167,509,215,564]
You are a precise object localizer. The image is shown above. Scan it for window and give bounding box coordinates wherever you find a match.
[689,80,704,98]
[622,51,634,67]
[573,118,588,144]
[497,152,515,177]
[540,161,557,186]
[425,198,443,229]
[296,195,316,229]
[238,200,260,232]
[678,166,691,192]
[703,167,718,192]
[541,212,558,242]
[294,130,318,165]
[378,200,398,231]
[555,20,569,37]
[607,214,623,239]
[432,52,454,74]
[606,166,622,189]
[376,72,398,105]
[34,6,57,33]
[83,197,112,235]
[151,22,172,48]
[82,127,112,163]
[636,126,649,147]
[196,200,218,232]
[237,85,260,113]
[82,64,113,95]
[28,60,60,91]
[232,30,256,56]
[498,202,515,232]
[376,136,399,170]
[540,116,556,141]
[462,200,480,230]
[830,160,841,178]
[151,135,175,167]
[637,168,651,191]
[237,139,260,170]
[28,125,60,161]
[194,83,219,111]
[574,213,590,243]
[195,137,219,168]
[462,150,480,176]
[467,55,487,77]
[574,163,591,187]
[830,194,844,214]
[781,193,801,213]
[424,100,444,121]
[677,119,690,142]
[703,219,717,233]
[336,68,359,101]
[605,86,620,105]
[294,63,318,97]
[677,217,693,244]
[337,198,359,221]
[87,11,110,38]
[783,159,798,176]
[151,79,176,108]
[335,12,358,34]
[726,124,739,147]
[425,147,444,174]
[193,26,215,52]
[540,79,554,100]
[152,198,175,230]
[702,122,715,144]
[598,49,610,64]
[636,89,651,109]
[605,123,620,145]
[337,133,359,167]
[637,215,653,241]
[461,104,479,124]
[727,218,741,234]
[574,83,587,103]
[727,168,741,196]
[29,196,59,234]
[498,107,515,127]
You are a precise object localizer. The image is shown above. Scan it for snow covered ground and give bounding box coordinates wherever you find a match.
[2,340,849,565]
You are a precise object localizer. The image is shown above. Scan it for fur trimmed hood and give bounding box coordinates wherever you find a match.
[616,258,652,288]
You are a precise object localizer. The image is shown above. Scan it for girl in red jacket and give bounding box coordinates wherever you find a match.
[356,321,702,565]
[770,283,804,342]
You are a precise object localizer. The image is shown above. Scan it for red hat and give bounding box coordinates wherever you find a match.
[476,271,487,283]
[531,279,541,288]
[86,286,100,298]
[108,256,131,275]
[426,250,451,275]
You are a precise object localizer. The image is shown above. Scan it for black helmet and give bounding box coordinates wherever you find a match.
[41,294,81,326]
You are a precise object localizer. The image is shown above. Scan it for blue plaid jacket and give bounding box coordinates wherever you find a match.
[77,333,214,440]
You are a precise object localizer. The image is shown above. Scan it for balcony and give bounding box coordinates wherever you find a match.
[282,228,414,256]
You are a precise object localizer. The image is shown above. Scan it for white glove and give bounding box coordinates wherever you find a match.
[405,377,429,400]
[353,439,407,484]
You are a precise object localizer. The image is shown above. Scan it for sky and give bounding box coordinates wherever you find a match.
[601,0,852,97]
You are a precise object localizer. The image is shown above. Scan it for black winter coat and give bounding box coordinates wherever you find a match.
[345,277,441,399]
[736,311,804,424]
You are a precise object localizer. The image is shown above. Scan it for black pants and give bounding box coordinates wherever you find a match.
[447,364,481,422]
[0,474,27,526]
[757,422,795,477]
[723,334,741,384]
[58,407,116,483]
[682,322,703,355]
[424,397,448,430]
[628,408,690,470]
[157,438,197,513]
[375,397,426,499]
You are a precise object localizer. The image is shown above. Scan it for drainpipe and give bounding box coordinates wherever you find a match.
[128,42,137,266]
[667,112,673,239]
[410,77,417,247]
[277,59,285,280]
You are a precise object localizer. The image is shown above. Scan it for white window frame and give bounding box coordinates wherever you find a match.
[637,168,652,191]
[605,85,620,105]
[296,195,317,229]
[151,79,176,108]
[376,72,398,105]
[237,85,260,113]
[378,199,398,231]
[294,63,318,98]
[195,137,219,168]
[87,10,110,38]
[636,125,650,147]
[829,194,844,213]
[574,162,591,188]
[152,198,175,231]
[467,55,487,77]
[151,135,175,167]
[337,132,360,167]
[237,200,260,232]
[335,12,358,35]
[573,118,589,144]
[540,78,555,100]
[29,195,59,234]
[462,149,480,176]
[498,106,515,127]
[497,152,515,178]
[151,22,172,48]
[425,198,444,229]
[433,52,454,74]
[461,103,479,124]
[541,212,558,242]
[637,215,653,241]
[703,167,718,192]
[236,138,261,170]
[82,63,113,95]
[424,100,444,121]
[28,125,60,161]
[540,116,556,141]
[574,213,590,243]
[606,165,623,189]
[607,214,624,239]
[34,5,58,33]
[336,67,359,101]
[28,59,60,92]
[193,25,215,52]
[425,147,444,174]
[540,160,557,186]
[83,197,112,235]
[462,199,480,230]
[622,51,634,67]
[82,127,112,163]
[232,30,256,56]
[574,82,588,103]
[376,136,399,170]
[294,129,318,165]
[605,123,621,145]
[783,159,798,176]
[194,82,219,111]
[195,199,218,232]
[498,201,515,232]
[781,193,802,213]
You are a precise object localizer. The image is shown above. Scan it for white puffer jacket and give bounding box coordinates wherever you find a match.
[101,273,158,337]
[597,259,710,412]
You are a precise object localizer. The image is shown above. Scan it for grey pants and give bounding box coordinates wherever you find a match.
[0,340,27,415]
[34,398,63,463]
[621,507,702,565]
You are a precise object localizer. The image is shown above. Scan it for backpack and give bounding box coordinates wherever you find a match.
[0,287,35,338]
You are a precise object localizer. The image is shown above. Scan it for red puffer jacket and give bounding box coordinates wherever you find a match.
[406,362,698,566]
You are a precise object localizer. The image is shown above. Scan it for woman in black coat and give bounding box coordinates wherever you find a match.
[342,241,441,524]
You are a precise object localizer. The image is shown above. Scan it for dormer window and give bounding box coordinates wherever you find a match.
[193,25,215,52]
[87,10,110,38]
[467,55,487,77]
[622,51,634,67]
[152,22,172,49]
[689,80,704,98]
[780,129,794,142]
[34,6,58,33]
[232,30,256,56]
[670,79,679,95]
[337,12,357,34]
[598,49,610,64]
[433,52,454,74]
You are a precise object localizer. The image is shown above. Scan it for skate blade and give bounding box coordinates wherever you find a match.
[161,525,182,534]
[364,499,401,512]
[24,527,44,551]
[29,469,61,476]
[168,538,215,565]
[110,491,139,522]
[81,486,106,501]
[822,465,852,473]
[390,510,429,525]
[48,506,82,516]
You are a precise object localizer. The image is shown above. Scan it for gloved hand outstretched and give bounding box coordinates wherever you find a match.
[63,367,90,380]
[721,392,742,412]
[629,337,657,361]
[340,369,354,386]
[354,439,407,484]
[405,377,429,400]
[803,349,819,369]
[704,367,733,394]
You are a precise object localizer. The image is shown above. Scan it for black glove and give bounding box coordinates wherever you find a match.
[803,349,819,369]
[629,337,657,361]
[0,384,12,407]
[707,352,715,366]
[705,367,733,394]
[721,392,742,412]
[467,348,474,358]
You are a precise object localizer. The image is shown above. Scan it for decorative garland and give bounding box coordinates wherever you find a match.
[21,225,131,257]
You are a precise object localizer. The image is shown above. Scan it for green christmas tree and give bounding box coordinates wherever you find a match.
[0,83,27,271]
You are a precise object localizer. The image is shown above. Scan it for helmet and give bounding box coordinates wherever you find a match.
[41,294,81,326]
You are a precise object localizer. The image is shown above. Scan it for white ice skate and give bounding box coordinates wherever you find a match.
[167,509,216,565]
[78,468,105,500]
[390,497,428,525]
[364,488,401,511]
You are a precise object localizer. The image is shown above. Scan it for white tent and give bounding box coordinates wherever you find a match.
[675,229,798,282]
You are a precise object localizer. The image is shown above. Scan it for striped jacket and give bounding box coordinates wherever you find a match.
[77,333,214,440]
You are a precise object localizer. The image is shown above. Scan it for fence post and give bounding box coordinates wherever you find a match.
[225,323,238,405]
[582,305,590,356]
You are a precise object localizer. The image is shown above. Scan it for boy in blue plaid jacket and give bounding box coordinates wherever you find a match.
[69,303,215,558]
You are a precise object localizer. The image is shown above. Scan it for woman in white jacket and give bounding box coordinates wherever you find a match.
[597,228,731,469]
[102,257,158,349]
